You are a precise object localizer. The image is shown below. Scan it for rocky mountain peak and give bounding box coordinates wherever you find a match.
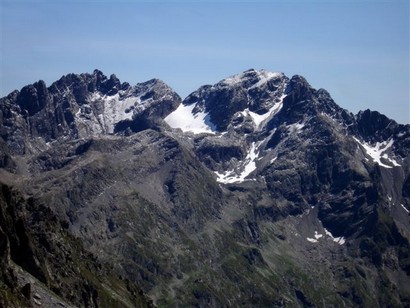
[357,109,397,137]
[49,69,126,99]
[165,69,289,133]
[220,68,285,89]
[17,80,48,116]
[166,69,354,137]
[1,69,409,307]
[0,70,181,155]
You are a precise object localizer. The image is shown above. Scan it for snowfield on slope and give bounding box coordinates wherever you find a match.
[353,137,400,168]
[165,103,216,134]
[214,142,259,184]
[241,94,287,129]
[307,230,345,245]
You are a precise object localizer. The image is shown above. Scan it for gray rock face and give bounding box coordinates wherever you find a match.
[0,70,181,154]
[0,181,153,307]
[183,69,289,131]
[1,69,410,307]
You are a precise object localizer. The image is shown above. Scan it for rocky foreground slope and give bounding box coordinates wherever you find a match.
[0,69,409,307]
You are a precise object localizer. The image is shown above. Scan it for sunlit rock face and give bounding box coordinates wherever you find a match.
[1,69,409,307]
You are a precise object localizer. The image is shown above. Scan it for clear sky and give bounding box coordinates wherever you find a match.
[1,0,409,124]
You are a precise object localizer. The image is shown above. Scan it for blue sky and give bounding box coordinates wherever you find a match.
[1,0,409,123]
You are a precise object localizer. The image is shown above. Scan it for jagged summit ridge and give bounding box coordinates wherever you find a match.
[1,68,408,172]
[1,68,410,307]
[0,70,181,154]
[165,68,289,133]
[166,69,409,185]
[221,69,284,88]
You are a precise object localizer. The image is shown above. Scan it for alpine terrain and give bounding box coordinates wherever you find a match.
[0,69,409,307]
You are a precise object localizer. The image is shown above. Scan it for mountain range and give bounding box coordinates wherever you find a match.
[0,68,409,307]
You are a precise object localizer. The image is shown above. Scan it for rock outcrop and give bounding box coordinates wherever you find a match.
[1,69,409,307]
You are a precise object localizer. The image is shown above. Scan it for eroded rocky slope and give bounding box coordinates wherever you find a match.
[1,69,409,307]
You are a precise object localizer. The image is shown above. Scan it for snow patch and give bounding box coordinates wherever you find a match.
[314,231,323,240]
[307,231,322,243]
[215,142,259,184]
[223,74,243,86]
[165,103,216,134]
[353,137,400,168]
[334,237,345,245]
[241,94,286,129]
[249,71,283,89]
[287,122,305,134]
[324,228,346,245]
[77,92,140,134]
[401,204,410,214]
[307,229,345,245]
[223,70,282,88]
[101,94,138,133]
[270,157,277,164]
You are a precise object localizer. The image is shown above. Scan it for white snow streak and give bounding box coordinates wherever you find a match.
[240,94,286,129]
[287,122,305,134]
[249,71,282,89]
[353,137,400,168]
[314,231,323,240]
[223,70,281,87]
[307,231,323,243]
[215,142,258,184]
[401,204,410,214]
[270,156,277,164]
[164,103,216,134]
[307,229,345,245]
[223,74,243,86]
[324,228,346,245]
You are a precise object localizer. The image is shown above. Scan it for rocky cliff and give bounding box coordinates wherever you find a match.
[0,69,409,307]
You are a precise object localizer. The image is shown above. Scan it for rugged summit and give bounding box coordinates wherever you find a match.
[1,69,409,307]
[0,69,180,155]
